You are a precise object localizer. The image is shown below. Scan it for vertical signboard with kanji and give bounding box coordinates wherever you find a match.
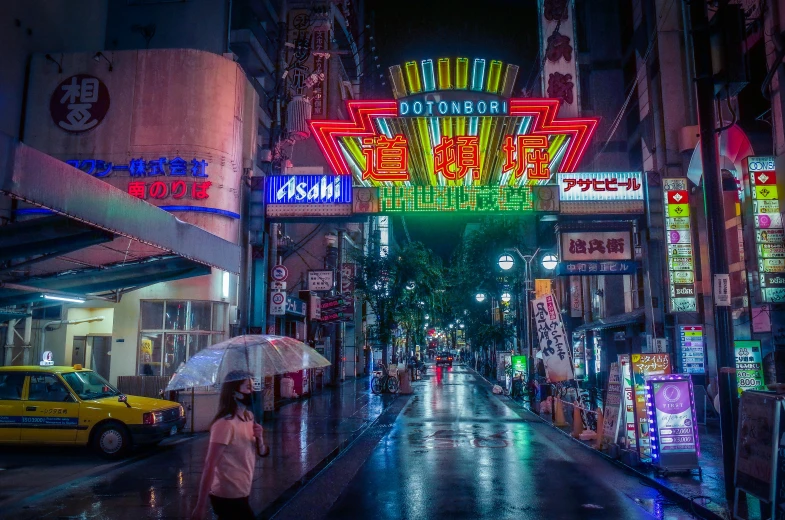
[620,353,672,460]
[602,362,622,447]
[734,340,766,395]
[539,0,579,117]
[678,326,705,374]
[531,294,573,382]
[748,157,785,303]
[663,178,697,312]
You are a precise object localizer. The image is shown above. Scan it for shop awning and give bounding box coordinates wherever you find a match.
[572,308,646,333]
[0,133,240,307]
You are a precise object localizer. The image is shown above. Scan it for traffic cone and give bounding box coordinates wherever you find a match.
[596,407,605,450]
[572,401,583,438]
[553,398,567,427]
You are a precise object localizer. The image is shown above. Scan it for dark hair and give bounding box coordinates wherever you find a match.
[210,371,252,426]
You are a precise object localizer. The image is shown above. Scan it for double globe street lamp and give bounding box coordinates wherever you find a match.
[497,248,558,379]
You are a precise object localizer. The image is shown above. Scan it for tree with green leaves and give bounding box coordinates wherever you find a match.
[353,240,445,363]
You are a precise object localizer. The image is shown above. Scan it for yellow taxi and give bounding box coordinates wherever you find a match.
[0,365,185,458]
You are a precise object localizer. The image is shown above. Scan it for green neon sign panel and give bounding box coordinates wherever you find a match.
[379,185,533,213]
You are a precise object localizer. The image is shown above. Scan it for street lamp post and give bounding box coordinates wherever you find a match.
[499,247,542,380]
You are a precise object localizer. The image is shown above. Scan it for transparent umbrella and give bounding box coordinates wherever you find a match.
[165,335,331,390]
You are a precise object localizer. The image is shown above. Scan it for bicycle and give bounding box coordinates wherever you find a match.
[371,363,399,394]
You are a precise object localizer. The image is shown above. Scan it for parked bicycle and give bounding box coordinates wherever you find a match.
[371,363,399,394]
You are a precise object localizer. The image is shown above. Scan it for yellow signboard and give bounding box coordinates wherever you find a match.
[667,204,690,217]
[535,279,552,299]
[755,185,779,200]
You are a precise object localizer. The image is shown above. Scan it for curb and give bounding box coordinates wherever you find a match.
[469,367,727,520]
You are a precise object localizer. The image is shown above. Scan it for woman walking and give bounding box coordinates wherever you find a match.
[192,371,269,520]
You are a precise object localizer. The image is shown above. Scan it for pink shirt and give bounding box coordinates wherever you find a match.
[209,413,256,498]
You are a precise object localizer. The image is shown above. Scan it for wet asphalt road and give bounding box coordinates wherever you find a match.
[278,364,697,520]
[0,365,699,519]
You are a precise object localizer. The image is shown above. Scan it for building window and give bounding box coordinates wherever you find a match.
[138,300,227,377]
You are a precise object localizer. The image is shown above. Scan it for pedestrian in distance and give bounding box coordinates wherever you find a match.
[192,371,269,520]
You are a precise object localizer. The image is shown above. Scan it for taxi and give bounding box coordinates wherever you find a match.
[0,365,185,458]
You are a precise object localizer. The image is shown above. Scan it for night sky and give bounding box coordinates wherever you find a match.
[364,0,541,261]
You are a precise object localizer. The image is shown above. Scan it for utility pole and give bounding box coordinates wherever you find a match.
[690,0,737,503]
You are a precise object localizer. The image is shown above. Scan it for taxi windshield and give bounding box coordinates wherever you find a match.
[62,371,120,400]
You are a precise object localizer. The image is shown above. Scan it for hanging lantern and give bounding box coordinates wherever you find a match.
[286,95,312,140]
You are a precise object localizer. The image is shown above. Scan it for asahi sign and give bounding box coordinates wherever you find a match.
[265,175,353,217]
[663,179,697,312]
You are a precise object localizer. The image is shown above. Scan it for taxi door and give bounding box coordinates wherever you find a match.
[0,372,25,442]
[21,372,81,443]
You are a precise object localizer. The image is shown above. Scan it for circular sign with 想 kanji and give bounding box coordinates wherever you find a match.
[50,74,110,134]
[271,265,288,281]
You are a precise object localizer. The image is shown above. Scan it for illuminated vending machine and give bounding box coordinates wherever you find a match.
[572,333,587,381]
[644,374,701,476]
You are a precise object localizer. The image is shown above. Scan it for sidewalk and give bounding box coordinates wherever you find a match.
[473,366,732,520]
[4,375,401,520]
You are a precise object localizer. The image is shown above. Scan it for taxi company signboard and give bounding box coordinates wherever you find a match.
[748,157,785,303]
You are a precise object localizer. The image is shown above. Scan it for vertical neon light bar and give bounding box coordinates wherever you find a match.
[455,58,469,89]
[500,64,519,98]
[421,59,436,92]
[388,65,408,98]
[486,60,503,93]
[471,58,486,91]
[437,58,452,90]
[468,117,479,136]
[405,61,422,94]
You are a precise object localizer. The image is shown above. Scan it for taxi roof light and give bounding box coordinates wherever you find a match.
[73,364,83,370]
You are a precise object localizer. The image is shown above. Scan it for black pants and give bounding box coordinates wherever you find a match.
[209,494,254,520]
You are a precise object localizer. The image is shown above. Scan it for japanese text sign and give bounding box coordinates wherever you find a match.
[67,156,211,202]
[748,157,785,303]
[377,185,533,213]
[646,375,700,469]
[561,230,632,261]
[734,340,766,396]
[663,178,697,312]
[678,326,705,374]
[531,294,573,382]
[50,74,110,133]
[558,172,643,201]
[307,270,334,292]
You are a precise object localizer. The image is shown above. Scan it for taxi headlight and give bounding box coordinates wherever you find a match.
[178,404,185,418]
[143,411,165,425]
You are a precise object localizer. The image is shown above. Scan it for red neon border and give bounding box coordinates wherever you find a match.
[308,99,598,175]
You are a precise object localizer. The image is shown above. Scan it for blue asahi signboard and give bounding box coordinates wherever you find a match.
[266,175,352,205]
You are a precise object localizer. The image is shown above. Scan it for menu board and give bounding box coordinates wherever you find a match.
[678,325,705,374]
[646,375,700,470]
[748,157,785,303]
[663,178,698,312]
[735,340,767,396]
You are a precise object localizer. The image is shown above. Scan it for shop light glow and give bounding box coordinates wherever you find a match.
[43,294,85,303]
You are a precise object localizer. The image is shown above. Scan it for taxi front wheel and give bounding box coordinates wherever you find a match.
[93,422,130,459]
